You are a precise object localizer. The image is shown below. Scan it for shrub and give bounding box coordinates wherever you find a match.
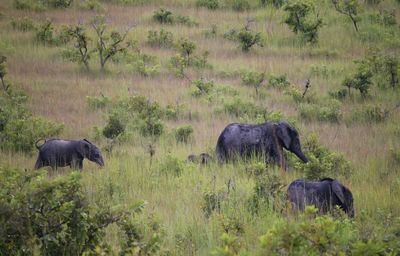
[174,125,194,143]
[103,113,125,139]
[289,133,352,179]
[268,74,290,89]
[241,70,266,96]
[168,54,187,78]
[236,29,263,52]
[232,0,250,11]
[329,88,348,100]
[283,1,323,44]
[35,20,55,45]
[191,78,215,97]
[79,0,103,10]
[331,0,361,33]
[261,0,284,8]
[152,8,174,24]
[14,0,72,10]
[248,169,286,214]
[349,104,389,124]
[159,154,185,176]
[175,15,198,27]
[202,190,224,217]
[196,0,219,9]
[0,167,146,255]
[342,63,373,97]
[128,53,160,77]
[298,100,342,123]
[259,207,357,255]
[219,96,267,120]
[86,95,111,109]
[175,37,196,64]
[147,29,173,48]
[10,16,35,31]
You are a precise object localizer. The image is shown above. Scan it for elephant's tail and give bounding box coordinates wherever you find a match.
[35,138,45,150]
[216,135,227,163]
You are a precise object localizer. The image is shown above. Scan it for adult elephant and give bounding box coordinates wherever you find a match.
[287,178,354,217]
[34,138,105,170]
[216,121,308,169]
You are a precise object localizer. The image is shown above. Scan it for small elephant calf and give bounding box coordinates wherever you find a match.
[34,139,105,170]
[287,178,354,217]
[187,153,212,165]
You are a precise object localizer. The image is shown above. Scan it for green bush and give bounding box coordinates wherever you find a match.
[174,125,194,143]
[248,169,286,214]
[298,100,342,123]
[153,8,174,24]
[10,16,35,31]
[259,207,357,255]
[128,53,160,77]
[349,104,389,124]
[0,167,146,255]
[260,0,284,8]
[202,190,224,217]
[79,0,103,10]
[175,15,198,27]
[103,113,125,139]
[191,78,215,97]
[232,0,250,11]
[236,29,263,52]
[196,0,219,9]
[159,154,185,176]
[219,96,267,120]
[342,61,373,97]
[289,133,352,179]
[268,74,290,90]
[147,29,174,48]
[86,95,111,109]
[35,20,55,45]
[14,0,72,10]
[283,1,323,44]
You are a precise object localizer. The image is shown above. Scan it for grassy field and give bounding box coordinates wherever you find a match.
[1,0,400,254]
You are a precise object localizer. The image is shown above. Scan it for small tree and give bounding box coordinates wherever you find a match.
[241,70,266,96]
[91,16,134,71]
[175,37,196,65]
[331,0,361,33]
[65,24,92,69]
[283,1,323,44]
[237,29,264,52]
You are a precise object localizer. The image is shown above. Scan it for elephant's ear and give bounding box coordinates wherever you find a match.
[277,121,291,149]
[78,141,91,158]
[331,180,345,205]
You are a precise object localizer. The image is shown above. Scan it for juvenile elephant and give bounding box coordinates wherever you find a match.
[216,121,308,169]
[287,178,354,217]
[187,153,212,165]
[34,139,105,170]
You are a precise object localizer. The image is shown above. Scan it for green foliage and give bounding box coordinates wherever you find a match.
[79,0,103,10]
[191,78,215,97]
[91,15,132,70]
[169,54,187,78]
[147,29,174,48]
[332,0,361,33]
[218,96,267,120]
[159,154,185,176]
[14,0,72,10]
[211,232,243,256]
[174,124,194,143]
[0,57,63,153]
[103,113,125,139]
[241,70,266,96]
[232,0,250,12]
[283,1,323,44]
[128,52,160,77]
[176,37,196,63]
[153,8,174,24]
[236,29,263,52]
[261,0,284,8]
[196,0,219,10]
[10,16,35,32]
[35,20,55,45]
[298,100,342,123]
[62,24,92,69]
[0,167,146,255]
[259,207,357,255]
[348,104,389,124]
[290,133,352,179]
[202,190,224,217]
[342,61,373,97]
[86,95,111,109]
[248,168,286,214]
[268,73,290,90]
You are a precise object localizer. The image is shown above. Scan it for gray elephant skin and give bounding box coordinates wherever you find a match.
[287,178,354,217]
[216,121,308,168]
[34,139,105,170]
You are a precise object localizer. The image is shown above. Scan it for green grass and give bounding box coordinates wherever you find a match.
[0,0,400,254]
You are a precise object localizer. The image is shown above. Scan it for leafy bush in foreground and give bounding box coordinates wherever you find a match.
[0,166,146,255]
[289,133,352,179]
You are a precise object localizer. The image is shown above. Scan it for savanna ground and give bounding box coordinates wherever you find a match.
[0,0,400,254]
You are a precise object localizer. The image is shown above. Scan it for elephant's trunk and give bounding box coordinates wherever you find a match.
[292,144,308,163]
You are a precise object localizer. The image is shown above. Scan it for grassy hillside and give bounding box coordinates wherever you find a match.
[0,0,400,254]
